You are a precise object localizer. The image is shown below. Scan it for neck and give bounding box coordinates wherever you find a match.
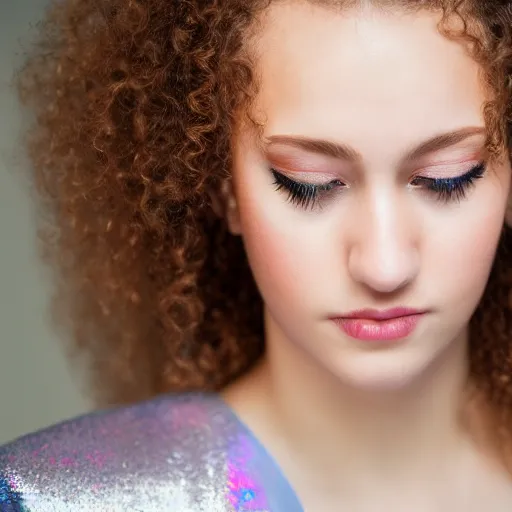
[225,308,471,494]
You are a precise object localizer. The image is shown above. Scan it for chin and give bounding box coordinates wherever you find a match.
[324,350,439,392]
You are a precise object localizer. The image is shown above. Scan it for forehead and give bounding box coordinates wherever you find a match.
[251,2,486,160]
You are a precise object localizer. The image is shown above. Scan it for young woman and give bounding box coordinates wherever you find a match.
[2,0,512,510]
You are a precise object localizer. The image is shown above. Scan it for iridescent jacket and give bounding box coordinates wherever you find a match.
[0,393,303,511]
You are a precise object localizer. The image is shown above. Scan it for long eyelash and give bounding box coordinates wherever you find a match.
[272,162,486,210]
[271,169,342,210]
[272,170,317,209]
[414,162,486,203]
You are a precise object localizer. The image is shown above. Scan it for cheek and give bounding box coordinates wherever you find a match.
[236,190,332,315]
[430,186,507,312]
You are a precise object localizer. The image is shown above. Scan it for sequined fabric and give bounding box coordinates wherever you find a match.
[0,393,303,511]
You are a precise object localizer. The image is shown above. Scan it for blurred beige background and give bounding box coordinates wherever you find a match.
[0,0,90,444]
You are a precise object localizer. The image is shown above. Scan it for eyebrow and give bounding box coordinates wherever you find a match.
[266,127,486,162]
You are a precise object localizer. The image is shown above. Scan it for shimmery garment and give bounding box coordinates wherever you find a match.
[0,393,303,511]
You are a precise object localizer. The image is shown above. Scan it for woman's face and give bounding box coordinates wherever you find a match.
[230,3,511,390]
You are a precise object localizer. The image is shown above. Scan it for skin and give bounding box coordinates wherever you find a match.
[223,2,512,510]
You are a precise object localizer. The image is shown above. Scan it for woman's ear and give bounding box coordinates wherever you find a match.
[210,179,242,235]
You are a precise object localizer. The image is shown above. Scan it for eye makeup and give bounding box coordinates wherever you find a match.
[270,161,486,210]
[271,169,345,210]
[409,162,485,203]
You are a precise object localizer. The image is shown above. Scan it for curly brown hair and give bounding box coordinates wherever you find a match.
[15,0,512,418]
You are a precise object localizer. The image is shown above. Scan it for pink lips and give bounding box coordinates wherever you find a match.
[331,307,425,342]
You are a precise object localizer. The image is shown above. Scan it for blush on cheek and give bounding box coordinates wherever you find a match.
[242,216,298,293]
[238,198,318,318]
[437,208,504,316]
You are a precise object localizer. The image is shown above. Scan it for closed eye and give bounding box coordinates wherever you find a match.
[271,169,346,210]
[409,162,486,203]
[271,162,486,210]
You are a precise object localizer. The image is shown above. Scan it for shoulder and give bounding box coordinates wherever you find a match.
[0,393,239,511]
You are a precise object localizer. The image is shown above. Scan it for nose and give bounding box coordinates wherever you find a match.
[347,194,419,294]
